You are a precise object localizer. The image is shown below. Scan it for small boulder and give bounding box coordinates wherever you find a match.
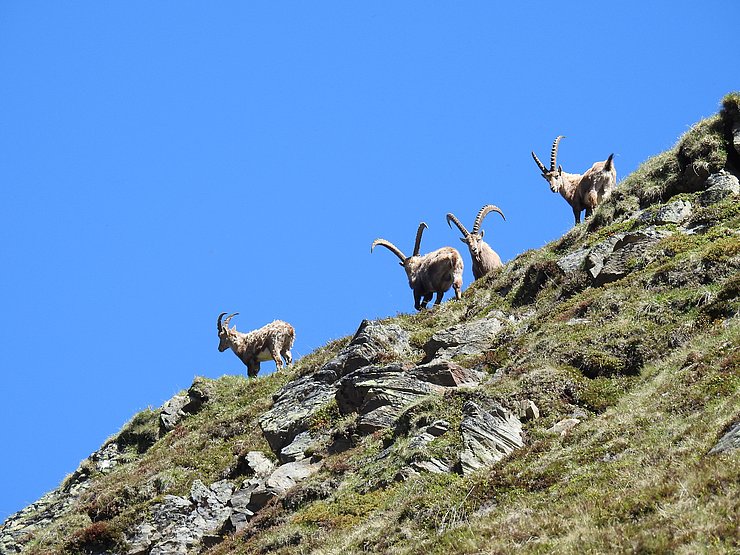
[518,400,540,421]
[699,170,740,205]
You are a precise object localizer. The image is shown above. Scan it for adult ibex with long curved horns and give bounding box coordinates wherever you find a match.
[371,222,464,311]
[217,312,295,377]
[532,136,616,225]
[446,204,506,280]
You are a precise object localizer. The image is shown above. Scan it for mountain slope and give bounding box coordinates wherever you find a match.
[2,94,739,555]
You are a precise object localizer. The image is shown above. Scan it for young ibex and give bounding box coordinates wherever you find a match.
[371,222,464,311]
[217,312,295,378]
[532,136,616,225]
[446,204,506,280]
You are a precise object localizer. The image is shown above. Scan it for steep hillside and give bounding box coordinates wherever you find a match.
[3,94,739,555]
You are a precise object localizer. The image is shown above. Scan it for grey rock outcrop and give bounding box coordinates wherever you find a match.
[459,401,524,475]
[337,363,446,433]
[319,319,413,382]
[259,374,336,455]
[586,227,673,285]
[129,480,236,555]
[639,199,693,225]
[422,315,507,362]
[259,319,412,456]
[700,170,740,205]
[159,379,210,434]
[557,247,590,274]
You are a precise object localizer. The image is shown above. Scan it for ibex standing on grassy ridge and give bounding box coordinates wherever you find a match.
[371,222,464,311]
[217,312,295,378]
[532,136,616,225]
[446,204,506,280]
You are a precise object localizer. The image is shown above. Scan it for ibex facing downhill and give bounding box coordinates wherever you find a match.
[446,204,506,280]
[371,222,464,311]
[217,312,295,378]
[532,136,616,225]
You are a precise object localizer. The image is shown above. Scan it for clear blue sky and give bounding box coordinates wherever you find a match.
[0,2,736,522]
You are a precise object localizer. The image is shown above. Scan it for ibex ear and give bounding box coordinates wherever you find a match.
[558,165,563,176]
[398,261,404,267]
[480,229,485,239]
[459,237,466,243]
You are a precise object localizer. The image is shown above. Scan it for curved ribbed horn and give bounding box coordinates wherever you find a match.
[413,222,428,256]
[531,150,548,174]
[223,312,239,329]
[217,312,227,331]
[446,213,470,237]
[550,135,565,171]
[472,204,506,234]
[371,239,407,262]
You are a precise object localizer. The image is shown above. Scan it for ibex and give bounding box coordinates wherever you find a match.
[532,136,616,225]
[446,204,506,280]
[371,222,464,311]
[217,312,295,378]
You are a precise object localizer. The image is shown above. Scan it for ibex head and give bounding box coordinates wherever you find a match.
[532,135,566,193]
[371,222,427,268]
[217,312,239,352]
[446,205,505,257]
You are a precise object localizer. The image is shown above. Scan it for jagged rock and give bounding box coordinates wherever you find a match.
[242,451,275,478]
[319,319,413,381]
[259,319,412,456]
[184,378,210,412]
[586,228,672,285]
[518,399,540,421]
[459,401,523,475]
[410,458,450,474]
[135,480,237,555]
[259,375,336,455]
[227,488,255,533]
[422,315,507,362]
[247,459,322,513]
[159,381,209,435]
[557,247,590,274]
[699,170,740,205]
[91,442,121,474]
[280,431,317,463]
[709,421,740,454]
[409,361,484,387]
[127,523,157,555]
[547,418,581,436]
[408,419,450,450]
[147,495,196,555]
[639,199,693,225]
[159,394,189,433]
[337,364,446,433]
[426,419,450,437]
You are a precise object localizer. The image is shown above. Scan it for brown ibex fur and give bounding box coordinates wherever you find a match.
[532,136,616,225]
[217,312,295,378]
[371,222,464,311]
[446,204,506,280]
